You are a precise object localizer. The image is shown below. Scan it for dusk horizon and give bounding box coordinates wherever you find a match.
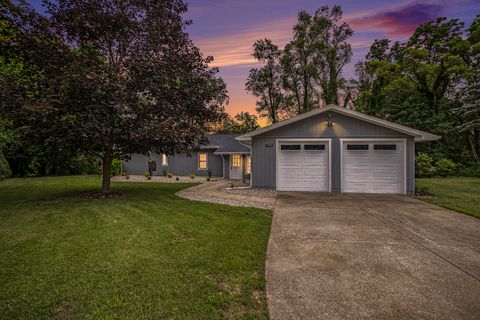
[27,0,479,120]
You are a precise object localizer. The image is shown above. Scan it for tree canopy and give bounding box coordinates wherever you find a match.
[0,0,228,193]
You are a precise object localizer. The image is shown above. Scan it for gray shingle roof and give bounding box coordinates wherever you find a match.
[202,134,250,153]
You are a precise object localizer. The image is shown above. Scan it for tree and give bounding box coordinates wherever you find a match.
[280,5,352,113]
[215,112,259,134]
[246,39,285,123]
[313,5,353,105]
[1,0,228,193]
[281,10,323,113]
[457,67,480,160]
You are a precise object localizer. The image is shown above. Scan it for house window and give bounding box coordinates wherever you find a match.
[281,144,301,151]
[246,156,251,174]
[374,144,397,150]
[347,144,369,150]
[198,153,208,170]
[304,144,325,151]
[232,154,241,167]
[162,154,168,166]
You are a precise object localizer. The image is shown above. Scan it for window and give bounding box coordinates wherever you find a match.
[347,144,369,151]
[374,144,396,150]
[161,154,168,166]
[198,153,208,170]
[232,154,241,167]
[304,144,325,151]
[281,144,301,151]
[246,156,251,174]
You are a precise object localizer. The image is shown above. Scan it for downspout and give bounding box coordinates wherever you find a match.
[220,154,225,179]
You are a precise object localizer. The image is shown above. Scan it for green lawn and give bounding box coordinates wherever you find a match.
[0,176,272,319]
[416,177,480,219]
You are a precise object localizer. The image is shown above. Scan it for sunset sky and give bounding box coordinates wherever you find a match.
[29,0,479,120]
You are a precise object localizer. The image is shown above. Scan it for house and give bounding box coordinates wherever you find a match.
[236,104,440,195]
[122,134,251,179]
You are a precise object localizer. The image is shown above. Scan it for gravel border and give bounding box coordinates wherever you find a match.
[176,183,275,210]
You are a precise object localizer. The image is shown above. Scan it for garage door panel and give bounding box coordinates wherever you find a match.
[277,142,329,192]
[342,141,404,194]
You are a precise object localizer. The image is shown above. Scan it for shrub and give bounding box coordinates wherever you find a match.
[230,182,234,188]
[175,176,179,181]
[207,169,212,178]
[124,170,129,179]
[416,153,436,177]
[162,168,168,176]
[242,179,246,184]
[458,163,480,177]
[0,153,12,179]
[111,159,122,176]
[189,173,195,179]
[167,172,173,178]
[144,172,151,180]
[436,158,457,177]
[206,177,210,181]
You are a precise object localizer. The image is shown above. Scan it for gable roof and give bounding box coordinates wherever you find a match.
[237,104,440,142]
[202,134,250,154]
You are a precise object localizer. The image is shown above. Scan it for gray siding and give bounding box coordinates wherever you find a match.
[123,150,224,177]
[251,111,416,194]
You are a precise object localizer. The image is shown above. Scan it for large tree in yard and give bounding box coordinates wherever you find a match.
[1,0,228,193]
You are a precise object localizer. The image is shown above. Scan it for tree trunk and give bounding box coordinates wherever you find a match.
[101,148,113,194]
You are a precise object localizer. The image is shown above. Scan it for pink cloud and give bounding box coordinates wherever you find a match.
[350,2,444,36]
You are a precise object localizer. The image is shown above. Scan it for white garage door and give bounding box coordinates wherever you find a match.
[277,141,330,191]
[342,141,404,194]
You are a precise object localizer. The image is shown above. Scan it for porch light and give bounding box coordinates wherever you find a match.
[327,112,334,127]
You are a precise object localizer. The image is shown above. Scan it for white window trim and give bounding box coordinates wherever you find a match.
[198,152,208,170]
[162,153,168,166]
[339,138,407,195]
[275,138,332,192]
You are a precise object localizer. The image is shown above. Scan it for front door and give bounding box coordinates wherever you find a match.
[230,154,242,179]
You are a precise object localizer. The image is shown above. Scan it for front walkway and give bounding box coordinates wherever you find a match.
[267,192,480,320]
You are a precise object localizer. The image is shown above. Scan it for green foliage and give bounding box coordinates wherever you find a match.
[435,158,457,177]
[144,172,151,180]
[416,153,436,177]
[0,152,12,179]
[189,173,195,179]
[167,172,173,178]
[162,168,168,176]
[175,176,179,181]
[458,163,480,177]
[215,112,260,134]
[206,177,210,182]
[110,159,122,176]
[207,169,212,178]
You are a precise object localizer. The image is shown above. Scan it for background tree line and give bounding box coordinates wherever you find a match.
[246,6,480,174]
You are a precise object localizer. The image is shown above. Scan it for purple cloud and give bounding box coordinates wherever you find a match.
[350,2,444,36]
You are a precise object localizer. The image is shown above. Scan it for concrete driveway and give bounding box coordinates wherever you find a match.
[267,192,480,320]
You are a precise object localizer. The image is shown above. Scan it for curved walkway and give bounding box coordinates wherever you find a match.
[175,180,276,210]
[267,192,480,320]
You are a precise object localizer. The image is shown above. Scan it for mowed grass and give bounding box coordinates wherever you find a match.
[416,177,480,219]
[0,176,272,319]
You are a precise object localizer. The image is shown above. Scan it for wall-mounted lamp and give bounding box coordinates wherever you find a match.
[327,112,334,127]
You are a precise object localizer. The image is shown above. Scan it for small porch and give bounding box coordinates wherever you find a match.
[218,152,251,180]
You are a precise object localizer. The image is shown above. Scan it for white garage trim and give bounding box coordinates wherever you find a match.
[275,138,332,192]
[340,138,407,194]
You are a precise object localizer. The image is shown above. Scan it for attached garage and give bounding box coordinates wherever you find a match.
[276,140,330,192]
[237,105,440,195]
[341,140,405,194]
